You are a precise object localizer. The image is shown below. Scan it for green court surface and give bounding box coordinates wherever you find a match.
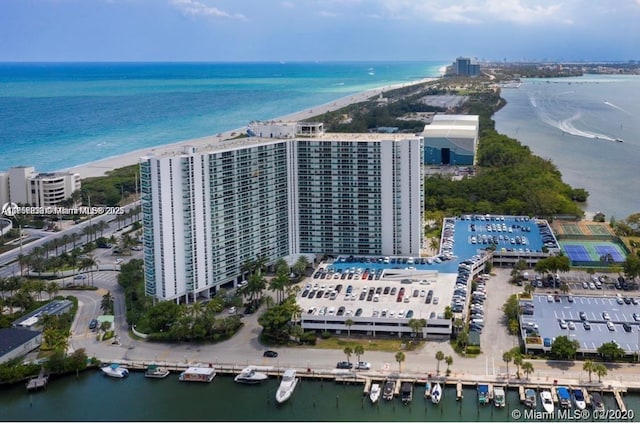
[557,222,583,235]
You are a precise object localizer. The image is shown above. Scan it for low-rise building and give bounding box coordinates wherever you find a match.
[0,166,81,208]
[0,328,42,364]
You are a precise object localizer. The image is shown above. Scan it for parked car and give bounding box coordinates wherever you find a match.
[606,321,615,331]
[336,361,353,369]
[622,322,632,332]
[583,321,591,330]
[89,319,98,330]
[263,350,278,358]
[355,362,371,370]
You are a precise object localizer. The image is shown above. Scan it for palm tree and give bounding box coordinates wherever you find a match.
[345,318,354,337]
[101,291,114,314]
[395,351,405,372]
[583,359,597,382]
[559,282,570,294]
[354,345,365,363]
[293,255,310,278]
[502,351,513,378]
[408,318,426,339]
[269,267,289,304]
[513,353,523,379]
[522,361,534,380]
[445,355,453,375]
[343,346,353,364]
[46,281,59,300]
[435,350,445,375]
[457,330,469,350]
[594,363,608,382]
[429,237,439,253]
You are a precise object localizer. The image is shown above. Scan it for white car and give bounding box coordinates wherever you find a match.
[228,306,237,314]
[356,361,371,370]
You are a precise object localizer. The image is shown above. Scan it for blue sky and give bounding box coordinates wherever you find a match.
[1,0,639,62]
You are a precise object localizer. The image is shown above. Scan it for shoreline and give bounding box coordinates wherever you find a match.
[59,78,436,179]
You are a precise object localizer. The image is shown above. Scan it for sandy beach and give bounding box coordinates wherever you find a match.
[61,78,436,179]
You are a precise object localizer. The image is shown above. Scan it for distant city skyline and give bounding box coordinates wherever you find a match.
[0,0,638,62]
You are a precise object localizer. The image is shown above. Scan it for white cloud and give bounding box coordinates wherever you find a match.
[372,0,574,25]
[170,0,247,20]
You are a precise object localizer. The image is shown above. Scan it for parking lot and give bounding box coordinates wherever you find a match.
[521,293,640,354]
[297,265,456,337]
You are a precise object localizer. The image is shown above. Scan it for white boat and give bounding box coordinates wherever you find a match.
[431,383,442,405]
[494,386,506,408]
[572,388,586,410]
[275,369,298,404]
[591,392,605,412]
[369,383,381,404]
[234,367,269,385]
[101,363,129,378]
[524,388,537,408]
[540,390,554,413]
[178,366,216,383]
[144,364,170,379]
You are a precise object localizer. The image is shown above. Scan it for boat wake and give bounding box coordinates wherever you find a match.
[604,101,633,115]
[537,110,618,142]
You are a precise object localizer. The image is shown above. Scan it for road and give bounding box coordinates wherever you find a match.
[0,202,140,278]
[65,266,640,390]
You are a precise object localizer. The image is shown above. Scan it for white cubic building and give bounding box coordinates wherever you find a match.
[141,124,424,303]
[0,166,81,207]
[422,114,479,166]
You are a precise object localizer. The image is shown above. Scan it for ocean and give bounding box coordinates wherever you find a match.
[1,370,637,422]
[494,75,640,219]
[0,61,444,173]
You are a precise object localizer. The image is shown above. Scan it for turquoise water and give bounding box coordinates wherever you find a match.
[1,370,637,421]
[494,75,640,219]
[0,62,444,172]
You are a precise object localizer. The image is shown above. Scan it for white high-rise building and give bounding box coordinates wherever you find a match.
[0,166,81,208]
[141,125,423,303]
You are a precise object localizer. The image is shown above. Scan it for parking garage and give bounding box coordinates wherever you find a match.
[521,294,640,356]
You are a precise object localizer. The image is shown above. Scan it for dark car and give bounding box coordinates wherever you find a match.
[263,350,278,358]
[89,319,98,330]
[623,322,632,332]
[336,361,353,369]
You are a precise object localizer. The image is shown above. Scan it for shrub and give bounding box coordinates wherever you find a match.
[465,345,481,355]
[320,331,332,339]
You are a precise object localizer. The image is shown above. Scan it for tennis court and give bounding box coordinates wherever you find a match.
[560,240,627,264]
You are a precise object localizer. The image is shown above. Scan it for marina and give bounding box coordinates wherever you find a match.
[5,368,637,422]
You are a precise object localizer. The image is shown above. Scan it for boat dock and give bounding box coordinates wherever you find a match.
[613,388,627,412]
[26,369,49,391]
[551,387,559,405]
[519,386,525,403]
[456,381,463,400]
[488,384,494,401]
[582,388,591,407]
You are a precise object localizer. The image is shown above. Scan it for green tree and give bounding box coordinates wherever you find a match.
[395,351,405,372]
[435,350,445,375]
[597,341,626,361]
[502,351,513,378]
[512,352,523,379]
[550,335,580,359]
[408,318,426,339]
[521,361,534,380]
[345,318,354,337]
[583,359,596,382]
[445,355,453,375]
[594,363,608,382]
[343,346,353,364]
[101,291,114,314]
[354,345,365,363]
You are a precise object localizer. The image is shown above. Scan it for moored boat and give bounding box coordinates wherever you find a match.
[493,386,506,408]
[369,383,381,404]
[101,363,129,378]
[431,383,442,405]
[572,388,586,410]
[424,380,431,399]
[401,382,413,404]
[557,386,571,409]
[144,364,170,379]
[524,388,537,408]
[540,390,554,413]
[382,380,395,401]
[275,369,298,404]
[478,384,490,405]
[178,367,216,383]
[591,392,605,412]
[234,367,269,385]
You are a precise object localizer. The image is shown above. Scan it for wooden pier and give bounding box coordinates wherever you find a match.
[613,389,627,412]
[456,381,463,400]
[518,386,525,403]
[582,388,591,407]
[26,369,49,391]
[488,384,494,401]
[551,387,559,404]
[363,378,372,395]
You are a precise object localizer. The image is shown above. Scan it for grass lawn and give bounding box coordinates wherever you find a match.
[310,337,421,353]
